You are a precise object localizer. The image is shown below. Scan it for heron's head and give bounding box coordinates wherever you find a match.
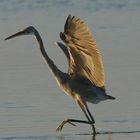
[5,26,36,40]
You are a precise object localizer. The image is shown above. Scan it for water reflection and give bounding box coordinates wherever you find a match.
[0,135,112,140]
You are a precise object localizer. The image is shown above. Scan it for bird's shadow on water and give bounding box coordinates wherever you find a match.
[76,130,140,140]
[97,130,140,135]
[81,130,140,135]
[1,130,140,140]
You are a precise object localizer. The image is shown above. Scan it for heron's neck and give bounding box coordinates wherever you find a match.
[34,29,67,85]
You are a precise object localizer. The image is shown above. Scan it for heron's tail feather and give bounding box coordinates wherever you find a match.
[106,94,116,100]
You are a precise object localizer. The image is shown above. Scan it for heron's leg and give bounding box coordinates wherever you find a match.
[76,99,92,122]
[56,101,92,132]
[83,102,96,135]
[56,119,93,131]
[77,99,96,136]
[56,100,91,131]
[56,100,89,131]
[83,102,95,123]
[56,95,96,135]
[56,99,96,136]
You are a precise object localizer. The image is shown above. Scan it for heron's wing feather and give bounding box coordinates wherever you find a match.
[56,42,75,74]
[61,15,105,87]
[56,42,70,62]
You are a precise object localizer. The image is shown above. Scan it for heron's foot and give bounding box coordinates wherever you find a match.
[56,119,76,131]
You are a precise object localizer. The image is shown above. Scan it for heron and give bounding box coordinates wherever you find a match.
[5,15,115,136]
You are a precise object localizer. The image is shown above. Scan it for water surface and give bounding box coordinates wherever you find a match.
[0,0,140,139]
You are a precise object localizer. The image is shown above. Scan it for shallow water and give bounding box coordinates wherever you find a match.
[0,0,140,140]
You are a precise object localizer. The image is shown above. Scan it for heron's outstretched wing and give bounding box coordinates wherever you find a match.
[60,15,105,87]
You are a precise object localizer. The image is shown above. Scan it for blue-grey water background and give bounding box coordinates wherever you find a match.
[0,0,140,140]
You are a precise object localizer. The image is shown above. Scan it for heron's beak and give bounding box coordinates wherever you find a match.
[5,30,26,40]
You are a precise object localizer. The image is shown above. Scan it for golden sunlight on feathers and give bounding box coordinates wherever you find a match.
[61,15,105,87]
